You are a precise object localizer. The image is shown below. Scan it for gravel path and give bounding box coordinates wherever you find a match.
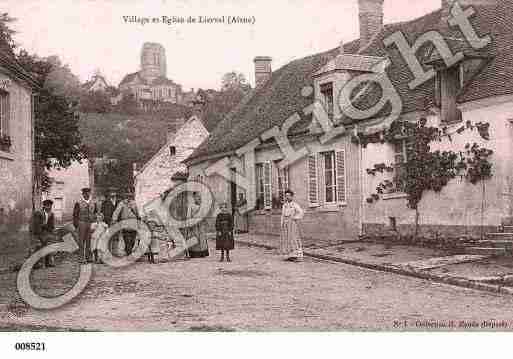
[2,241,513,331]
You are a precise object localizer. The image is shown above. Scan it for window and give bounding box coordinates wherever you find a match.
[255,162,272,210]
[307,149,346,206]
[391,139,414,193]
[322,151,337,204]
[169,146,176,156]
[438,65,462,123]
[255,163,264,210]
[320,82,334,120]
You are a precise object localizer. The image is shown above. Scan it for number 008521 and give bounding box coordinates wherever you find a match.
[14,342,46,351]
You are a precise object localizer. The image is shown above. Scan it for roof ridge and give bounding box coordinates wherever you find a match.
[338,53,386,60]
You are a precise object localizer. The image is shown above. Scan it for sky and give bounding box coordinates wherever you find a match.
[3,0,441,91]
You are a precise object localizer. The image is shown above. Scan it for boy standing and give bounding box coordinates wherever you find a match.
[73,188,97,263]
[32,199,56,268]
[215,203,234,262]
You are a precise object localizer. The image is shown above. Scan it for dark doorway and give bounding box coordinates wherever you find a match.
[230,168,237,216]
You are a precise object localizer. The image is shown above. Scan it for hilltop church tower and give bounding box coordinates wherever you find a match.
[140,42,167,82]
[118,42,189,109]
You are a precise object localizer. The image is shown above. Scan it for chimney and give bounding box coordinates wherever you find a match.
[358,0,384,50]
[253,56,272,88]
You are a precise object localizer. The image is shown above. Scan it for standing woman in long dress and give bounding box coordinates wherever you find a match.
[233,193,248,233]
[280,189,305,261]
[187,192,209,258]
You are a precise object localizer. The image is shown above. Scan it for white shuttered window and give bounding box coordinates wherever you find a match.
[308,149,346,206]
[263,161,272,209]
[307,154,318,206]
[335,150,346,203]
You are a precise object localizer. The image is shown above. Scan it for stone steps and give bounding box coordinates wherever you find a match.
[462,218,513,257]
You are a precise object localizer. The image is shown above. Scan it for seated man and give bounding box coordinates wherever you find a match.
[32,199,56,268]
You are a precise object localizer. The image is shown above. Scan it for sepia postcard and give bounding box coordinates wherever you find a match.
[0,0,512,357]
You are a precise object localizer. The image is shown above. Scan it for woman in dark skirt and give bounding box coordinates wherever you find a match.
[216,203,234,262]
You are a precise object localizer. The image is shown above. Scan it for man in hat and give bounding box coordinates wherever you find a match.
[73,188,97,263]
[115,193,140,256]
[101,189,121,255]
[32,199,56,268]
[101,189,119,226]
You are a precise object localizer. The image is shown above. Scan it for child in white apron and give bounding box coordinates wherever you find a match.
[91,213,108,263]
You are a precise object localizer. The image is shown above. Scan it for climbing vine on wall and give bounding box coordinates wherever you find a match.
[357,117,493,236]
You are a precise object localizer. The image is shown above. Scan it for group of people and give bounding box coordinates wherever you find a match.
[212,190,305,263]
[73,187,143,264]
[31,186,305,268]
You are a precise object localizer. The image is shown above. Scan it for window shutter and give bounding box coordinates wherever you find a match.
[336,150,346,203]
[0,93,3,136]
[441,66,462,123]
[283,167,289,193]
[272,161,279,203]
[317,153,325,205]
[307,154,318,206]
[0,92,7,136]
[263,161,272,209]
[6,93,10,135]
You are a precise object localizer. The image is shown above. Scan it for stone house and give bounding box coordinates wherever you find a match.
[0,50,39,268]
[82,73,109,93]
[185,0,513,242]
[134,106,209,212]
[43,160,92,224]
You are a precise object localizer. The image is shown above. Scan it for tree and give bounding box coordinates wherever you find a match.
[114,91,139,115]
[0,13,17,56]
[202,72,252,131]
[0,11,86,197]
[16,50,85,192]
[221,71,251,93]
[362,118,493,240]
[79,90,111,113]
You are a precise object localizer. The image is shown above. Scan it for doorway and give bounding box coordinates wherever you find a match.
[230,168,237,216]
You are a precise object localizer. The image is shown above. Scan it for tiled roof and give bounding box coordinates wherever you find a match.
[189,0,511,162]
[119,72,140,86]
[355,1,508,116]
[314,53,386,75]
[0,51,40,89]
[152,76,177,86]
[82,74,109,91]
[119,72,180,87]
[187,40,360,162]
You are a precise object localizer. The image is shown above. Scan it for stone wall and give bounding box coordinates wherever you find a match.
[188,134,362,242]
[0,70,35,270]
[135,117,209,212]
[363,97,513,233]
[363,222,496,240]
